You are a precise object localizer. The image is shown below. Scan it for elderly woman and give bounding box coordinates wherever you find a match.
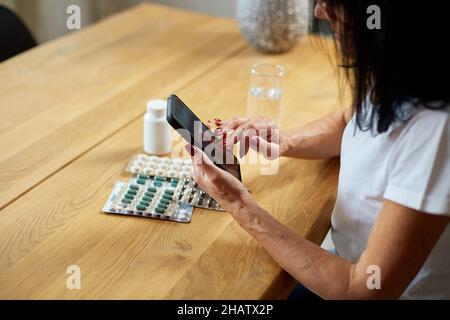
[185,0,450,299]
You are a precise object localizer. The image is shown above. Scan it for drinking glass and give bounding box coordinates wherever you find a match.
[246,63,285,127]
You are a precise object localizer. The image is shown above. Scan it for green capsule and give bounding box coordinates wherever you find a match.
[136,205,147,211]
[138,175,149,180]
[153,181,163,187]
[162,194,173,200]
[127,189,137,196]
[124,194,135,200]
[144,192,155,198]
[141,196,152,202]
[155,207,166,214]
[137,179,147,185]
[121,199,132,204]
[147,187,157,193]
[160,198,171,205]
[171,178,179,184]
[155,176,166,182]
[129,185,139,190]
[164,189,174,195]
[139,200,150,207]
[157,203,168,210]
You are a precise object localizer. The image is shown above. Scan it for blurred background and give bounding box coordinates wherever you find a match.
[0,0,325,44]
[0,0,238,43]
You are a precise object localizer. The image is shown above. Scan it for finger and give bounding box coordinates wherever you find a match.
[249,136,280,160]
[206,120,213,130]
[239,135,251,158]
[221,117,248,131]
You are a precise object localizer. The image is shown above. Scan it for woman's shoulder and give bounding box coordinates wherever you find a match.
[394,102,449,137]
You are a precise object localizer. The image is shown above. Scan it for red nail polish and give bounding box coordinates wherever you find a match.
[185,144,195,157]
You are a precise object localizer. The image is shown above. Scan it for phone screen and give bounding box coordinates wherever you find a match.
[167,95,242,181]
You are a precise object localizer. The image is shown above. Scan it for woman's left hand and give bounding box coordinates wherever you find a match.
[184,144,253,215]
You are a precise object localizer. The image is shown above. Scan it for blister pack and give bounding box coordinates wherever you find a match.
[102,181,194,223]
[102,154,224,223]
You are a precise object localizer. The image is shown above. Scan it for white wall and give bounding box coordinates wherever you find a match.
[152,0,236,18]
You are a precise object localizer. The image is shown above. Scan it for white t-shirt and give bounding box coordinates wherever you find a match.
[331,102,450,300]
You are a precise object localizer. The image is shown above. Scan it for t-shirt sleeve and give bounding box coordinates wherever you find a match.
[383,109,450,215]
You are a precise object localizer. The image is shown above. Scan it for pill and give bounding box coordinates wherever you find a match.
[179,171,190,178]
[157,203,168,210]
[167,170,178,178]
[155,176,166,182]
[182,165,192,171]
[172,178,180,183]
[143,167,154,176]
[130,165,141,174]
[169,164,181,171]
[184,159,192,165]
[155,169,166,176]
[135,160,146,167]
[124,194,135,200]
[172,159,184,165]
[121,199,132,204]
[137,179,146,185]
[158,163,169,170]
[141,196,152,202]
[161,157,171,164]
[139,200,150,207]
[164,189,174,195]
[147,187,157,193]
[127,189,137,196]
[160,198,171,205]
[155,207,166,214]
[153,181,163,187]
[162,194,173,200]
[136,205,147,211]
[144,192,155,198]
[137,154,148,161]
[129,185,139,190]
[149,156,160,163]
[138,175,149,180]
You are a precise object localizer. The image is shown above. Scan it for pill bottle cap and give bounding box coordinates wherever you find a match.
[147,100,167,118]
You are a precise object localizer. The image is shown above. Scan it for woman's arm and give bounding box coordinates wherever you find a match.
[283,107,353,159]
[186,147,449,299]
[235,196,449,299]
[218,108,352,160]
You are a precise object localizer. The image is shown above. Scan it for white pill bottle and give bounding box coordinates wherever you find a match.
[144,100,172,155]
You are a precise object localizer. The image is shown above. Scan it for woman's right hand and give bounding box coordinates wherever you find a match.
[213,116,290,160]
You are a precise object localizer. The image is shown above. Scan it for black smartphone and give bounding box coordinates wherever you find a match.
[166,94,242,181]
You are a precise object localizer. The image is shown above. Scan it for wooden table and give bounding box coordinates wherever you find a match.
[0,3,341,299]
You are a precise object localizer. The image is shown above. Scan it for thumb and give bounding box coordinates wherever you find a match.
[249,136,280,160]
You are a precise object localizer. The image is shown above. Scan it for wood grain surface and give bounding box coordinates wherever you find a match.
[0,3,343,299]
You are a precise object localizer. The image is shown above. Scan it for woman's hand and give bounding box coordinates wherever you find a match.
[213,117,290,160]
[185,144,255,216]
